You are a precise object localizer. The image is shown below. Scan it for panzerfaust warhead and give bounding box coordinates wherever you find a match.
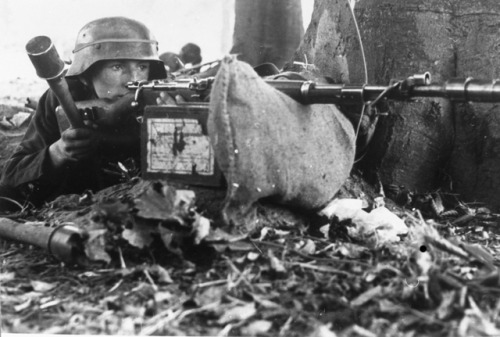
[126,72,500,105]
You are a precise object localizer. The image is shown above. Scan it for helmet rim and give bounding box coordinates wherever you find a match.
[66,16,166,79]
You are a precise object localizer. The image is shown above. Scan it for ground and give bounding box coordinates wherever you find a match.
[1,81,500,337]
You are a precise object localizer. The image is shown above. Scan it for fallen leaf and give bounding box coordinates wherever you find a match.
[30,280,57,293]
[350,285,384,307]
[195,285,226,307]
[192,215,211,244]
[241,320,273,336]
[121,223,155,249]
[436,291,456,320]
[267,249,287,277]
[319,224,329,239]
[296,239,316,255]
[258,227,290,241]
[134,183,177,220]
[252,294,282,309]
[154,291,173,303]
[117,316,135,335]
[158,225,184,256]
[148,265,173,284]
[172,189,196,214]
[247,252,260,261]
[335,242,369,259]
[378,299,403,314]
[458,242,496,271]
[351,207,408,244]
[14,299,32,312]
[308,324,338,337]
[134,183,195,222]
[217,302,256,324]
[319,198,364,220]
[204,227,248,243]
[84,229,111,263]
[0,272,16,282]
[40,298,62,309]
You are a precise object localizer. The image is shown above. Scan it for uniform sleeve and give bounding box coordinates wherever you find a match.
[0,89,67,201]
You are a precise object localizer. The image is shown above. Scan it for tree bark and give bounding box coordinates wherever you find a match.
[230,0,304,69]
[288,0,500,211]
[448,0,500,209]
[288,0,455,194]
[350,0,455,195]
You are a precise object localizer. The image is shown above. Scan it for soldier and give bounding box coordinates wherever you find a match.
[0,16,168,212]
[179,43,202,67]
[159,51,183,73]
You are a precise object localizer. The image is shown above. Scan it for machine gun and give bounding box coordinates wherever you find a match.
[126,72,500,188]
[126,72,500,106]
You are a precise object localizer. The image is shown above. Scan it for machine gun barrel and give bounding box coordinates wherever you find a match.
[128,73,500,105]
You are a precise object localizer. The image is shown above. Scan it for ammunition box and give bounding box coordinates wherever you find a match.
[140,103,222,187]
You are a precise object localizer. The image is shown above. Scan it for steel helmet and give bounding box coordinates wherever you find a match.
[66,16,166,79]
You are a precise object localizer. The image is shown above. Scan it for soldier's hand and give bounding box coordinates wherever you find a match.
[156,91,186,105]
[49,127,98,168]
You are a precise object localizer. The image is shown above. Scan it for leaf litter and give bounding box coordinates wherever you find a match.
[0,180,500,336]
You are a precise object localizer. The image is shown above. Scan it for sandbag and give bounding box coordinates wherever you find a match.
[207,57,356,228]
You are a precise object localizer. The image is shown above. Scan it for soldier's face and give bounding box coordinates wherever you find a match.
[91,60,150,99]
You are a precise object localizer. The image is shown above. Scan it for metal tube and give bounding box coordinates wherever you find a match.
[0,218,88,265]
[26,36,84,128]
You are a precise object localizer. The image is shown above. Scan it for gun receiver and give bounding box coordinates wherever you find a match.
[127,73,500,105]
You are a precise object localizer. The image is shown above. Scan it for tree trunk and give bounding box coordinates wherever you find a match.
[350,0,455,195]
[288,0,500,211]
[288,0,455,194]
[230,0,304,69]
[448,0,500,209]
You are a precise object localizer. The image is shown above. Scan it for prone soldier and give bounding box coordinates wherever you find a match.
[0,16,170,211]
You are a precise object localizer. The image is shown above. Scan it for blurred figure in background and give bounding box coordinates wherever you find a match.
[160,42,202,75]
[179,43,202,67]
[159,51,183,73]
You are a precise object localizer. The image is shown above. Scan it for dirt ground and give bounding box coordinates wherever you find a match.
[1,78,500,336]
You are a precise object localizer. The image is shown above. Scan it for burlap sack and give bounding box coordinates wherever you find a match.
[208,57,355,228]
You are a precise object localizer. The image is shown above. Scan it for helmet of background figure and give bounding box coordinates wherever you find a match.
[179,43,202,65]
[66,16,167,79]
[159,52,183,72]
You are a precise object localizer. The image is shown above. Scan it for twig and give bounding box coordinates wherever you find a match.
[118,247,126,269]
[193,279,228,289]
[139,307,184,335]
[174,301,222,324]
[107,279,123,293]
[0,196,24,211]
[288,262,355,277]
[217,323,233,336]
[250,239,372,268]
[279,316,293,337]
[143,269,158,292]
[224,257,254,290]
